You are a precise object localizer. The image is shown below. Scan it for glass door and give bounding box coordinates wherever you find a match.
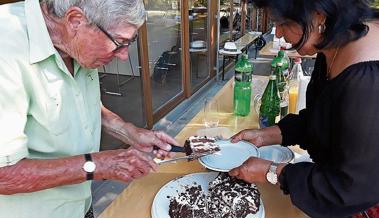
[98,42,146,150]
[145,0,184,113]
[188,0,211,91]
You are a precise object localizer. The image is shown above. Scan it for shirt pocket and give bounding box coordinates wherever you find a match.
[45,93,71,136]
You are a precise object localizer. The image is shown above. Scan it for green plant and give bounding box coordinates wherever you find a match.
[194,0,207,7]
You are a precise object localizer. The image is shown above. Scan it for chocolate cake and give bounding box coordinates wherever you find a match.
[207,173,261,217]
[168,173,261,218]
[168,184,209,218]
[184,136,220,156]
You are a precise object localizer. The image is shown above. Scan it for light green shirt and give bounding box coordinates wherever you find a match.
[0,0,101,217]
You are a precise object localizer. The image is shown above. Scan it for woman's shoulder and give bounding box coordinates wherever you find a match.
[336,60,379,80]
[331,23,379,81]
[332,61,379,96]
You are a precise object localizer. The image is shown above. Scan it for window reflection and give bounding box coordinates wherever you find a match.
[189,0,210,90]
[219,0,242,44]
[98,42,145,150]
[145,0,183,111]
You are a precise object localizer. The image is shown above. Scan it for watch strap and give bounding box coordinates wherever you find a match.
[269,162,279,172]
[84,153,94,180]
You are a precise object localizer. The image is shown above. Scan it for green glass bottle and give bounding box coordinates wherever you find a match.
[275,62,287,93]
[259,75,280,128]
[234,54,253,116]
[275,62,289,119]
[277,50,290,76]
[271,54,282,69]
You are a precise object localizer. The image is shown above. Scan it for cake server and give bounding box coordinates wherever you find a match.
[153,136,224,153]
[156,151,216,165]
[153,145,185,153]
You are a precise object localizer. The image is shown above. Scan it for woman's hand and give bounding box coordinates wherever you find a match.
[229,157,287,184]
[93,148,158,182]
[231,125,283,147]
[229,157,272,183]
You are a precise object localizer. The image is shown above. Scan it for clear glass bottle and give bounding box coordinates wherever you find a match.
[288,57,302,114]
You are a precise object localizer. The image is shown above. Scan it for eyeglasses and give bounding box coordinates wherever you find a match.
[96,24,138,52]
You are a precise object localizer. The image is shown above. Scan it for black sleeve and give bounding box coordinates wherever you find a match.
[277,110,309,148]
[277,53,326,148]
[278,65,379,218]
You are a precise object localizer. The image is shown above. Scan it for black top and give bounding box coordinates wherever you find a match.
[277,53,379,218]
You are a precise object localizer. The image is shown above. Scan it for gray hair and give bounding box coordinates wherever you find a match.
[41,0,146,28]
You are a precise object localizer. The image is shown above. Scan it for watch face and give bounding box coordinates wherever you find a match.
[266,172,278,185]
[83,161,96,173]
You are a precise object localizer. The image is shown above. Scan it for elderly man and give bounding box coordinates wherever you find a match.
[0,0,179,217]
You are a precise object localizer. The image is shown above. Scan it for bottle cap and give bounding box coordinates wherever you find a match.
[278,50,285,57]
[294,57,302,64]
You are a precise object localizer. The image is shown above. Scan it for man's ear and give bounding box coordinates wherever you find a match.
[64,6,89,34]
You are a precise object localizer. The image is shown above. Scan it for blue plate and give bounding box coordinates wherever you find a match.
[258,145,294,163]
[199,140,259,172]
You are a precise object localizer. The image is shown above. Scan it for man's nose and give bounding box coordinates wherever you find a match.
[114,47,129,61]
[275,25,284,38]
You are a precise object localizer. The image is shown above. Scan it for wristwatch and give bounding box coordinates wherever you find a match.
[83,153,96,180]
[266,162,280,185]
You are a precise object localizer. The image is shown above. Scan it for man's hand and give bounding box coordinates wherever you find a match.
[231,125,283,147]
[93,148,158,182]
[127,127,180,159]
[101,106,180,159]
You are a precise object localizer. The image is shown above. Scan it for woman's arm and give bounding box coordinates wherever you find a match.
[230,125,283,147]
[279,63,379,217]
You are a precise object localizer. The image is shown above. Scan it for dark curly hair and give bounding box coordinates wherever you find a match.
[252,0,379,50]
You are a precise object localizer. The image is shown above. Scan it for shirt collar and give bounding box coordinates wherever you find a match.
[25,0,56,64]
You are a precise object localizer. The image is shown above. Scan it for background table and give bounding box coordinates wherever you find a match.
[99,75,309,218]
[260,41,316,59]
[219,33,261,80]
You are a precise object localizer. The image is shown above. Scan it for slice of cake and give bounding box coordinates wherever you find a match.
[184,136,220,156]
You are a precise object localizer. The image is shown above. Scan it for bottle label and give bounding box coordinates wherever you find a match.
[280,104,289,119]
[259,115,274,128]
[235,71,252,82]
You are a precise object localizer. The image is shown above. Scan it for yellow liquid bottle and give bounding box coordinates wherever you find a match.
[289,83,299,114]
[288,57,302,114]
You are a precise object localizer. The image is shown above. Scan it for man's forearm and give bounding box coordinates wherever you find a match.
[0,155,87,195]
[101,105,136,145]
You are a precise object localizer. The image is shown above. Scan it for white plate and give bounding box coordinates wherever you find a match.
[199,140,259,172]
[151,172,265,218]
[258,145,294,163]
